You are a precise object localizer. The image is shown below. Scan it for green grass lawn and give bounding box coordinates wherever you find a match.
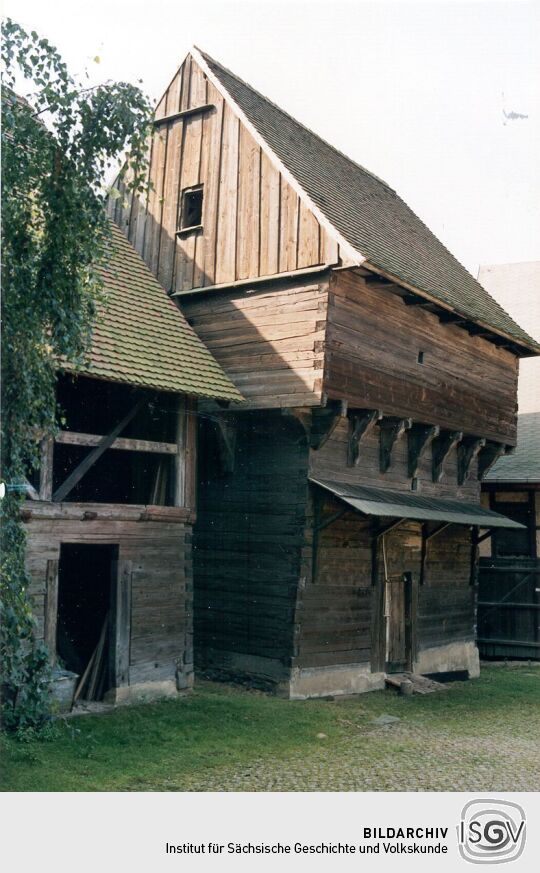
[1,664,538,792]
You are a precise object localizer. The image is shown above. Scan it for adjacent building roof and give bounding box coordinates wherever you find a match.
[484,412,540,484]
[311,478,526,529]
[65,222,243,401]
[196,49,539,355]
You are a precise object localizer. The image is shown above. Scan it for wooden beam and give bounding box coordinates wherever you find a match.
[477,529,494,544]
[402,294,431,307]
[315,507,349,533]
[407,423,439,479]
[347,409,382,466]
[53,398,145,502]
[55,431,178,455]
[438,312,466,325]
[375,518,406,540]
[425,521,452,542]
[477,441,507,480]
[432,430,463,482]
[378,417,412,473]
[110,560,132,689]
[39,438,54,501]
[310,399,347,450]
[457,436,486,485]
[44,558,59,664]
[23,478,40,500]
[152,103,214,127]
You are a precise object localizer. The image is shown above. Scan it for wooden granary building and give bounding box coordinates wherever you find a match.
[110,49,540,698]
[24,223,241,703]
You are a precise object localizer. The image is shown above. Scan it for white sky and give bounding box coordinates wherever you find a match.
[4,0,539,276]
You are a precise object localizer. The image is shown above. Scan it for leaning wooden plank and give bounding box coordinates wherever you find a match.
[52,399,145,502]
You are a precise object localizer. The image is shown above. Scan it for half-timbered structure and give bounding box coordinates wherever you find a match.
[24,222,241,704]
[110,49,539,697]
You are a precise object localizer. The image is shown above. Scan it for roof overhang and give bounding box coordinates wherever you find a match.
[310,478,526,529]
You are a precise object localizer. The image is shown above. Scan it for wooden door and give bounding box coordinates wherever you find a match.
[385,575,406,672]
[385,571,415,673]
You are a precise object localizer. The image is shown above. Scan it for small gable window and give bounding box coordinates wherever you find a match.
[178,185,203,233]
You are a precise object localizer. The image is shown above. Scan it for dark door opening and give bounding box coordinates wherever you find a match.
[56,543,118,701]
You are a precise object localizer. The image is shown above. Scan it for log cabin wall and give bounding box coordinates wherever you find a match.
[324,271,519,445]
[293,494,373,673]
[417,526,476,672]
[194,410,310,685]
[110,54,340,295]
[25,506,194,698]
[182,278,329,408]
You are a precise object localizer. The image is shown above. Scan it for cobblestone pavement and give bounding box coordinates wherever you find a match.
[136,676,540,792]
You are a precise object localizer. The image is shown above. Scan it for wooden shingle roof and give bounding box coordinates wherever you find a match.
[195,49,539,356]
[66,221,243,401]
[485,412,540,483]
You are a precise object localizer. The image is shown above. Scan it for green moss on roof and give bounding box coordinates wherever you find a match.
[66,221,243,401]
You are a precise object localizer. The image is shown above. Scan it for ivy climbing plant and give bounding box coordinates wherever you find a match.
[0,19,152,734]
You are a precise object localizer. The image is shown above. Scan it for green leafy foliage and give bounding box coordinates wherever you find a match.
[0,19,152,734]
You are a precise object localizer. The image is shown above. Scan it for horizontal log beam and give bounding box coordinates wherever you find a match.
[153,103,215,126]
[55,431,178,455]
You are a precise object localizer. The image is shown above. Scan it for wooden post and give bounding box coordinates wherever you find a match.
[39,438,54,501]
[370,524,386,673]
[174,396,187,507]
[110,559,132,689]
[184,397,198,510]
[44,559,59,663]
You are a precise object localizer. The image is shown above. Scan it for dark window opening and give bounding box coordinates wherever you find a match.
[179,186,203,231]
[491,500,532,557]
[56,543,118,700]
[417,351,424,364]
[52,375,178,505]
[411,477,419,491]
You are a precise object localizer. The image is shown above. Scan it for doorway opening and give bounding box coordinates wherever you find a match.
[56,543,118,701]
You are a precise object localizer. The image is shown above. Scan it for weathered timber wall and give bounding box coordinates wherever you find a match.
[110,55,340,293]
[293,493,373,669]
[418,526,474,651]
[324,271,519,444]
[25,507,192,689]
[194,411,309,681]
[182,279,329,408]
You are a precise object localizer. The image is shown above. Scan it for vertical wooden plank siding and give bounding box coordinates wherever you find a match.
[236,125,261,280]
[215,102,239,285]
[200,81,225,287]
[297,200,320,269]
[278,176,299,272]
[259,151,280,275]
[112,56,328,290]
[143,92,170,271]
[157,69,183,290]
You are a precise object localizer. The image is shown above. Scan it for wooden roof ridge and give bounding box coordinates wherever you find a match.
[189,47,540,357]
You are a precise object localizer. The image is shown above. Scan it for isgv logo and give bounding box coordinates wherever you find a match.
[458,799,526,864]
